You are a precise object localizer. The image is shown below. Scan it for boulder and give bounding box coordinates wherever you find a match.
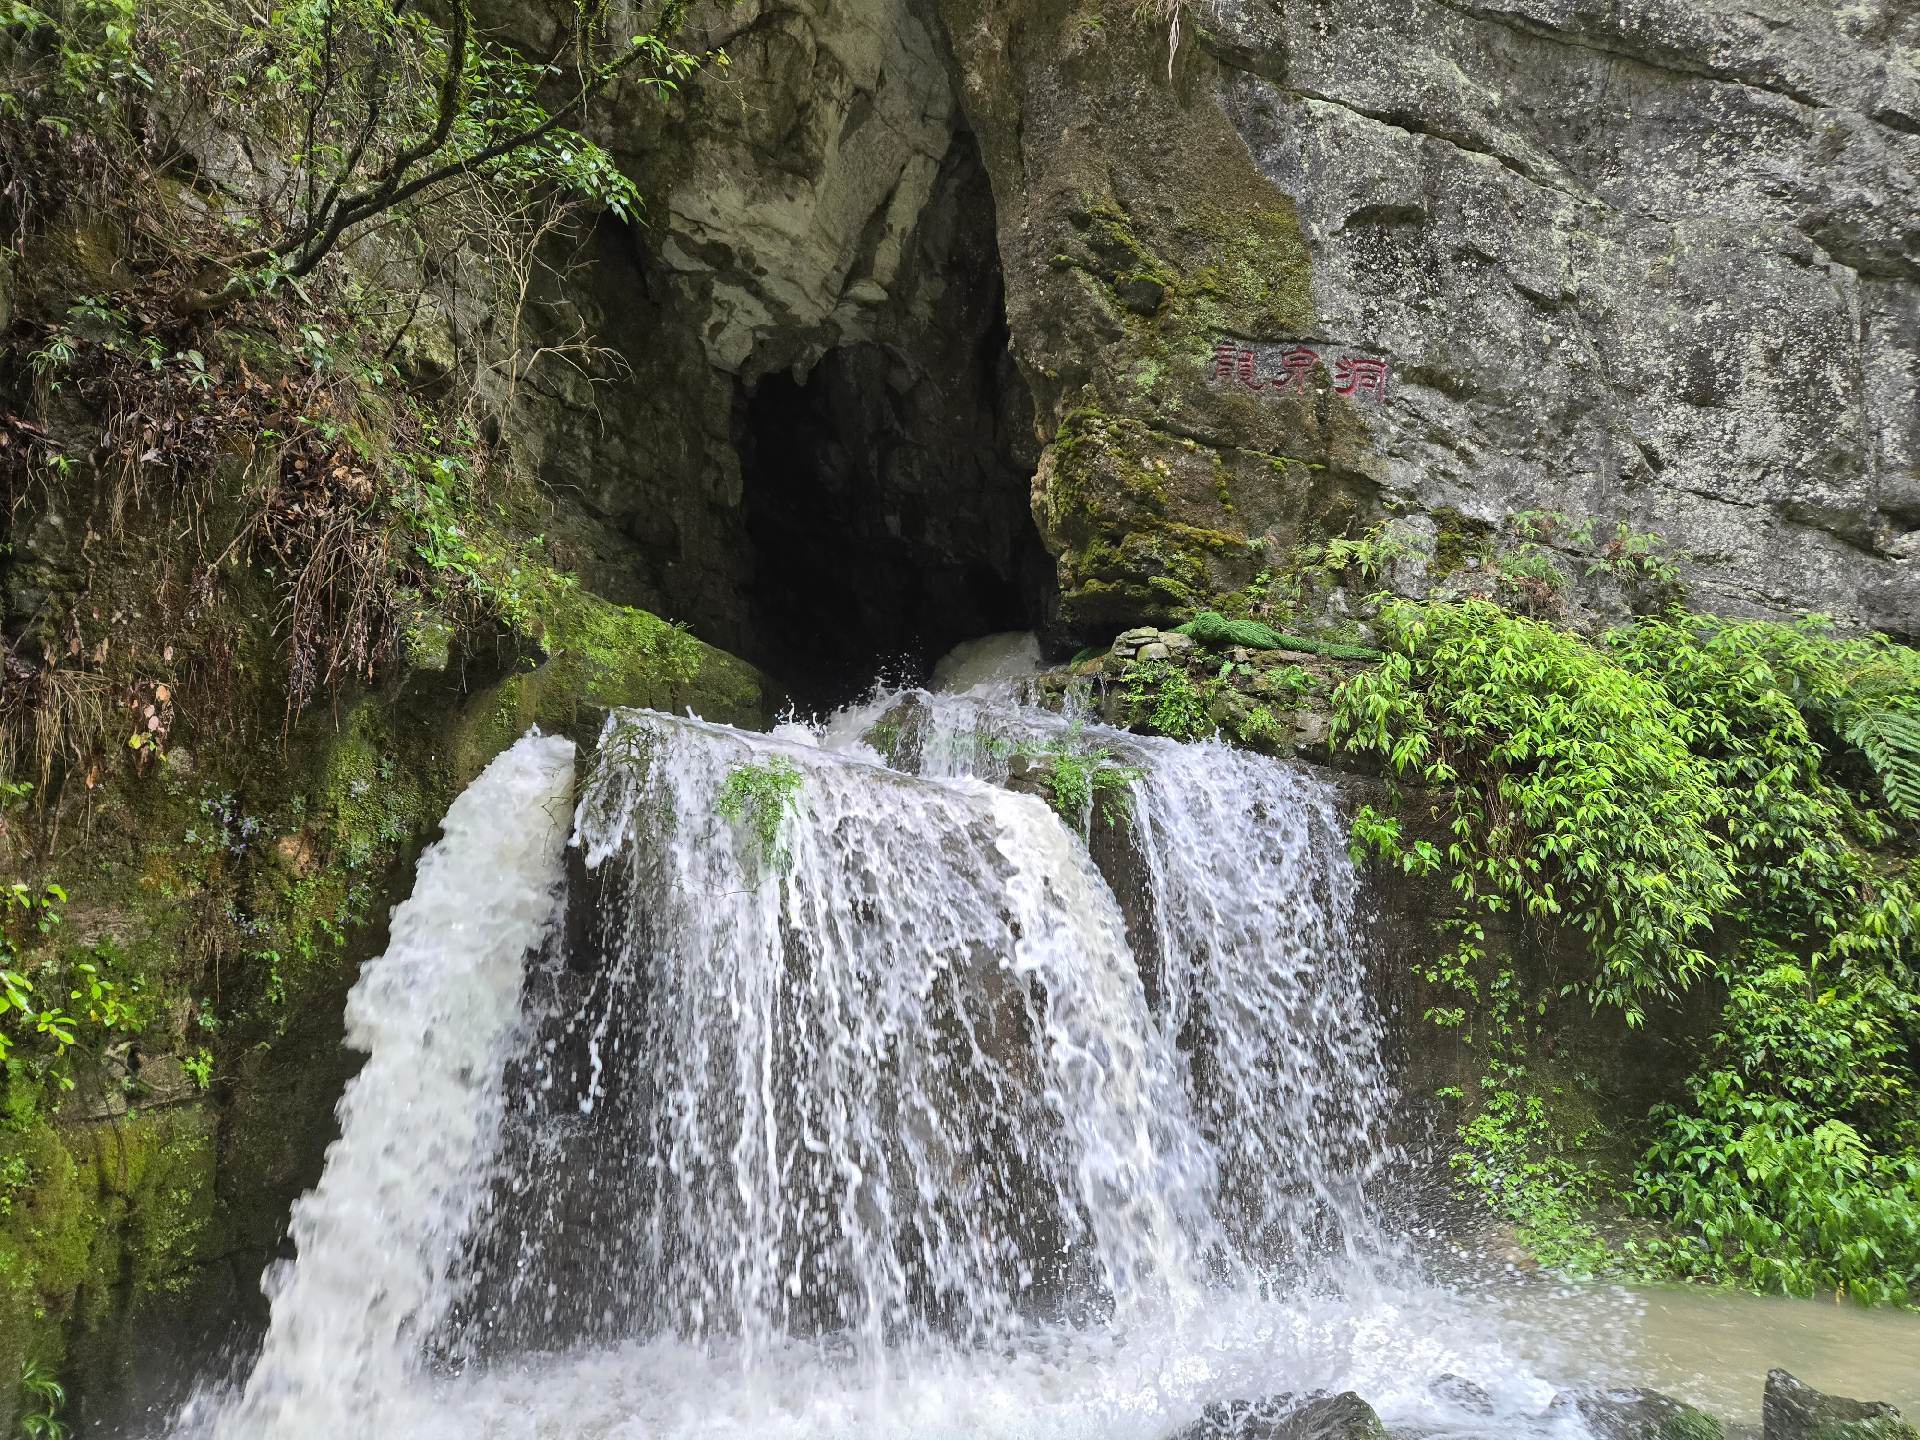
[1167,1390,1386,1440]
[1763,1371,1919,1440]
[1430,1373,1495,1415]
[1549,1386,1725,1440]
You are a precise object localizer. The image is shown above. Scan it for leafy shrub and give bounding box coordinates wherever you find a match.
[2,881,145,1083]
[1122,660,1214,740]
[1333,599,1735,1022]
[1633,960,1919,1304]
[1027,731,1141,829]
[1334,599,1920,1301]
[18,1358,68,1440]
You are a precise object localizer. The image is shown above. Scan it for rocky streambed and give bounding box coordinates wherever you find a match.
[1174,1372,1917,1440]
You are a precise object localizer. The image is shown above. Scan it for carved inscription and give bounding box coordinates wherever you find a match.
[1211,341,1391,402]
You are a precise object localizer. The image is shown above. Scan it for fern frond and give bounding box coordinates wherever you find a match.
[1845,706,1920,819]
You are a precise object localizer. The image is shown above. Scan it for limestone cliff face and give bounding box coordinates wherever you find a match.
[575,0,1916,647]
[1207,0,1919,635]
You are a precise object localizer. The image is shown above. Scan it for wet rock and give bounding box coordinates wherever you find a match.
[1550,1386,1725,1440]
[1430,1373,1494,1415]
[1135,641,1171,662]
[1167,1390,1387,1440]
[1003,750,1056,805]
[1763,1370,1919,1440]
[1291,709,1334,754]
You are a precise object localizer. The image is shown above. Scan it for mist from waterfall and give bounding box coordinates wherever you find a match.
[162,674,1633,1440]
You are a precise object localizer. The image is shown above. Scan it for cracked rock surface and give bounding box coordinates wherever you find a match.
[937,0,1917,635]
[500,0,1917,649]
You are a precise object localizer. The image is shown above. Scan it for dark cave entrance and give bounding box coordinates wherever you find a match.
[735,137,1053,710]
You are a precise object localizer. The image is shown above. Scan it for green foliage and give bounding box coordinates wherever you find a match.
[1230,704,1285,746]
[1016,724,1142,829]
[716,758,804,876]
[1122,660,1213,740]
[1495,512,1683,614]
[1,883,143,1083]
[1306,519,1417,587]
[1849,710,1920,819]
[1178,611,1286,649]
[1334,599,1735,1022]
[1253,663,1314,705]
[1632,960,1919,1304]
[1335,598,1920,1302]
[0,0,146,131]
[1491,544,1569,616]
[1588,521,1682,593]
[1174,610,1380,661]
[1453,1087,1614,1275]
[18,1358,68,1440]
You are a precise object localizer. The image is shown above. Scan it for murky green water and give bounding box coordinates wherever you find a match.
[1486,1280,1920,1422]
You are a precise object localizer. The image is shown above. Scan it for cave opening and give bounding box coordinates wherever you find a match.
[734,136,1053,711]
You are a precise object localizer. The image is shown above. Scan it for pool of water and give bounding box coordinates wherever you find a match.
[1480,1279,1920,1422]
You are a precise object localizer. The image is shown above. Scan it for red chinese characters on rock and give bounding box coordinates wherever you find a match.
[1207,340,1391,403]
[1213,341,1259,388]
[1272,346,1320,396]
[1332,355,1389,400]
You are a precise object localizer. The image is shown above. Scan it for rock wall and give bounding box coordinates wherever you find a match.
[488,0,1917,668]
[928,0,1917,639]
[488,0,1049,693]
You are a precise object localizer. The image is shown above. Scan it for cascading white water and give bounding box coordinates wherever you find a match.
[179,734,577,1439]
[468,709,1225,1364]
[166,677,1646,1440]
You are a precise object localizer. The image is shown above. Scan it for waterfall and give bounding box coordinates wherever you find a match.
[168,682,1579,1440]
[196,734,577,1439]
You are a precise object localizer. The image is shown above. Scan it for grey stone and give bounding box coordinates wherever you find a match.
[942,0,1918,638]
[1291,709,1333,751]
[1763,1370,1919,1440]
[1430,1373,1494,1415]
[1166,1391,1387,1440]
[1135,641,1172,661]
[1550,1386,1725,1440]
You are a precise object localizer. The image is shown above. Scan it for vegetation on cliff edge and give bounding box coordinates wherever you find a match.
[1333,600,1920,1305]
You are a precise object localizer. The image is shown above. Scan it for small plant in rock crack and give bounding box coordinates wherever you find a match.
[1122,659,1215,740]
[19,1358,69,1439]
[1016,725,1144,829]
[715,758,805,876]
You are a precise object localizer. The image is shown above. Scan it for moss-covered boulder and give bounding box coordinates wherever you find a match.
[1549,1388,1725,1440]
[1764,1371,1919,1440]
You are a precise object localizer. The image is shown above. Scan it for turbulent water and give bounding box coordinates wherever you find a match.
[158,664,1919,1440]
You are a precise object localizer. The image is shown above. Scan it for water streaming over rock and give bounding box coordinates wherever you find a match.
[163,678,1640,1440]
[199,733,578,1439]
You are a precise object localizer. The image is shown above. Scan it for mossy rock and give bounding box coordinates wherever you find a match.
[445,590,776,784]
[1551,1386,1726,1440]
[1764,1371,1919,1440]
[0,1108,216,1431]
